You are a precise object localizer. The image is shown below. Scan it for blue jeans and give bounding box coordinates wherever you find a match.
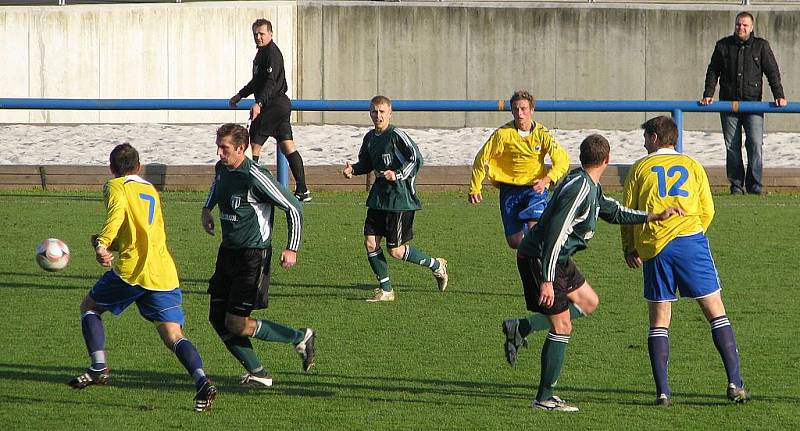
[720,112,764,194]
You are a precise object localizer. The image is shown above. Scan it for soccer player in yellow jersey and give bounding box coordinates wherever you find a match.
[621,116,749,406]
[68,144,218,412]
[469,90,570,249]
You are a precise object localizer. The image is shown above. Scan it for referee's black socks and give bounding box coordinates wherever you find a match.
[286,151,307,193]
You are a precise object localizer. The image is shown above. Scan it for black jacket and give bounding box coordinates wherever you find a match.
[237,40,288,107]
[703,34,784,102]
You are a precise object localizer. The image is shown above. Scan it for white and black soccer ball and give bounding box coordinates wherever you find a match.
[36,238,70,272]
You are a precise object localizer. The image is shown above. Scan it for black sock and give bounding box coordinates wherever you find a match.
[285,151,307,193]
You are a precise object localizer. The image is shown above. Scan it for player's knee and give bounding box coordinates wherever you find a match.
[224,314,250,337]
[208,303,227,337]
[551,317,573,335]
[364,238,379,252]
[580,294,600,316]
[387,246,405,260]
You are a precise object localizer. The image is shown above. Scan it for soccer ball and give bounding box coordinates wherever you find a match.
[36,238,70,272]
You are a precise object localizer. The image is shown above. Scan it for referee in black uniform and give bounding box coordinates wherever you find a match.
[229,18,310,202]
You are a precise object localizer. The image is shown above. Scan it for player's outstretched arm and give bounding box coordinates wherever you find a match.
[646,206,685,222]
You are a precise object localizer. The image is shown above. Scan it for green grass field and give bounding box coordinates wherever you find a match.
[1,190,798,430]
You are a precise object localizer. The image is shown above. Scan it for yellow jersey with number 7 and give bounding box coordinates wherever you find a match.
[95,175,179,291]
[621,149,715,260]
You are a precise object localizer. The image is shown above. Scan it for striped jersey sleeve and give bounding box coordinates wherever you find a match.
[249,164,304,251]
[539,176,591,282]
[597,189,649,225]
[203,163,220,210]
[392,128,422,181]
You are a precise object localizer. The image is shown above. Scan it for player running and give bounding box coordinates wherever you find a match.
[202,123,315,387]
[69,143,217,412]
[502,134,682,412]
[342,95,449,302]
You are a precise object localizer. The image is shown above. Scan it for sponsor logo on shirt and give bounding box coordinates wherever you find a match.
[220,213,239,222]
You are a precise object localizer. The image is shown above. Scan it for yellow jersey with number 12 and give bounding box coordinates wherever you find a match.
[621,148,715,260]
[95,175,179,291]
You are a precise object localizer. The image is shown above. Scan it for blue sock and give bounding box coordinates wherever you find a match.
[710,315,743,387]
[648,327,670,397]
[81,311,106,370]
[173,338,206,390]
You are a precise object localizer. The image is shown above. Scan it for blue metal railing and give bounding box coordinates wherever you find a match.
[2,98,797,185]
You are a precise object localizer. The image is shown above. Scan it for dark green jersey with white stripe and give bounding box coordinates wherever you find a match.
[518,167,648,282]
[203,158,303,251]
[351,125,423,211]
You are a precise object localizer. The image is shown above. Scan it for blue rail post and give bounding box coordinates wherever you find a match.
[277,148,289,186]
[671,109,684,152]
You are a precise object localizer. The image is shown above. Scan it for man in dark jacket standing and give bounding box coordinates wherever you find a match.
[701,11,787,195]
[230,19,311,202]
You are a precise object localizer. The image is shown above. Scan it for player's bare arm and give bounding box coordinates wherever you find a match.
[201,208,215,236]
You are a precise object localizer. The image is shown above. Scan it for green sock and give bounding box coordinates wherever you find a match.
[253,319,304,344]
[518,303,586,336]
[367,248,392,292]
[401,246,440,270]
[224,336,267,375]
[536,332,570,401]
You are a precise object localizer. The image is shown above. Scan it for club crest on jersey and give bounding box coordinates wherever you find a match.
[230,195,242,209]
[535,145,541,152]
[267,66,273,73]
[382,153,392,166]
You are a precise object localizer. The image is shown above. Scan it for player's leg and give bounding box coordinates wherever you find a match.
[509,259,591,343]
[648,301,673,406]
[515,187,548,243]
[141,287,217,411]
[533,310,578,412]
[720,112,746,194]
[642,243,680,405]
[69,270,138,389]
[364,209,393,301]
[675,233,747,402]
[224,248,315,372]
[741,112,764,194]
[385,210,448,291]
[499,185,526,249]
[208,246,271,385]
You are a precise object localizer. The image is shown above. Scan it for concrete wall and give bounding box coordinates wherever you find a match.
[0,2,295,124]
[2,1,799,132]
[297,2,800,131]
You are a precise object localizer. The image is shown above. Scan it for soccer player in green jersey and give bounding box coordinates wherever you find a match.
[502,134,683,412]
[342,95,449,302]
[201,123,315,387]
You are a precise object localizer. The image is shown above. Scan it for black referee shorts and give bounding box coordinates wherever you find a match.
[364,208,415,248]
[250,94,293,145]
[208,245,272,317]
[517,252,585,315]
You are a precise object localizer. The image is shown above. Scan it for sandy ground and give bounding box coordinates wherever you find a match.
[1,123,797,167]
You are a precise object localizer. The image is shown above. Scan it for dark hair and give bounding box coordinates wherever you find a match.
[109,143,139,176]
[216,123,250,148]
[736,11,754,24]
[370,95,392,109]
[252,19,272,32]
[641,116,678,148]
[510,90,536,110]
[579,134,610,166]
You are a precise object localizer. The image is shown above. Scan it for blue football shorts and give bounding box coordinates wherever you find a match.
[89,270,185,325]
[642,232,722,302]
[499,184,549,236]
